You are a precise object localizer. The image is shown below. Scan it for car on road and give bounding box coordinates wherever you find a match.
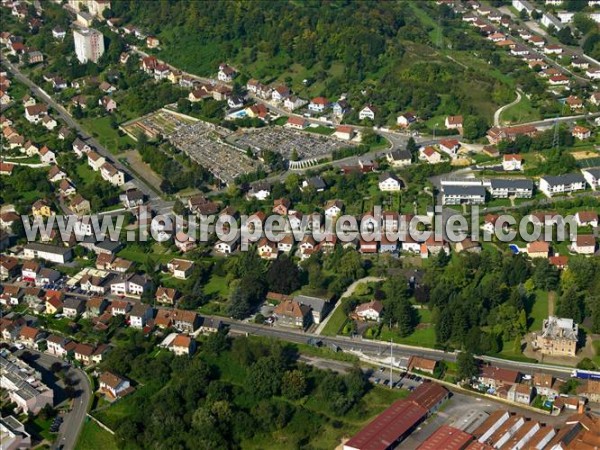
[373,378,380,384]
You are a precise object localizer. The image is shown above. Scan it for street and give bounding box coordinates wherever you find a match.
[1,59,173,216]
[16,349,91,450]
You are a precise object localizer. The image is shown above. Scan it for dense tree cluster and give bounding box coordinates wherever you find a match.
[101,332,369,449]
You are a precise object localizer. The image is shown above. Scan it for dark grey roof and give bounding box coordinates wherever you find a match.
[379,172,400,183]
[295,295,328,313]
[307,176,326,190]
[443,185,486,197]
[390,150,412,161]
[583,168,600,178]
[129,303,152,316]
[541,173,585,187]
[63,297,85,310]
[95,240,122,253]
[490,179,534,190]
[24,242,72,256]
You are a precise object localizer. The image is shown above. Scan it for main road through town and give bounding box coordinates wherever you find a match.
[1,59,174,216]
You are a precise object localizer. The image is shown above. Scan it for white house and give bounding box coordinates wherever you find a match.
[355,300,383,322]
[358,104,377,121]
[445,115,463,129]
[386,150,412,167]
[100,162,125,186]
[99,372,131,399]
[397,112,416,127]
[217,63,236,82]
[575,211,598,227]
[572,235,597,255]
[324,200,343,217]
[378,172,402,192]
[419,146,442,164]
[39,147,56,164]
[308,97,329,113]
[439,139,460,158]
[503,154,523,171]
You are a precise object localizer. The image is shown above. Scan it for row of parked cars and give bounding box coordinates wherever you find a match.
[372,368,425,390]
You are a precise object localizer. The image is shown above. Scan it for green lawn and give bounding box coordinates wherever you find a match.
[320,301,348,336]
[80,116,135,154]
[305,126,335,136]
[500,94,541,124]
[75,420,118,450]
[117,243,175,264]
[530,290,549,331]
[203,274,230,299]
[26,416,55,444]
[93,383,161,429]
[378,324,437,349]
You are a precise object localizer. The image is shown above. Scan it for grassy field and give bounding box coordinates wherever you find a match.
[203,274,230,299]
[320,301,348,336]
[306,126,335,136]
[378,324,437,349]
[500,94,541,124]
[530,290,549,331]
[80,117,135,154]
[117,243,175,265]
[75,420,118,450]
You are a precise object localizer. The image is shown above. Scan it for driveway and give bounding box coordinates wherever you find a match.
[16,349,91,450]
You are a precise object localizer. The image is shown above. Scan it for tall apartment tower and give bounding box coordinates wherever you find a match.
[73,27,105,64]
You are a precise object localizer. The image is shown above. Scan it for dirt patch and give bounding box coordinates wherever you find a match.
[523,332,596,366]
[548,291,556,316]
[122,150,163,188]
[451,157,472,166]
[571,150,599,160]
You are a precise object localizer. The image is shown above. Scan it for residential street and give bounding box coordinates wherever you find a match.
[1,59,173,215]
[16,349,91,450]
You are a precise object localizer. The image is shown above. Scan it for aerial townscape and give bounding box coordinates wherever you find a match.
[1,0,600,449]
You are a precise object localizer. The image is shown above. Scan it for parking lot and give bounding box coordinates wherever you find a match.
[169,121,263,184]
[368,367,425,391]
[229,127,355,161]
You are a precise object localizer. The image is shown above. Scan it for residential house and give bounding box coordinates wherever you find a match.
[478,366,520,389]
[488,179,534,198]
[24,104,48,124]
[72,138,91,157]
[274,300,311,329]
[566,95,584,110]
[283,96,306,111]
[386,150,412,167]
[257,238,278,260]
[84,297,108,318]
[174,231,197,253]
[99,372,131,399]
[572,125,591,140]
[167,258,195,280]
[23,243,73,264]
[70,195,91,216]
[445,115,463,130]
[156,287,178,305]
[169,334,196,356]
[378,172,403,192]
[455,238,481,253]
[99,96,117,112]
[42,116,57,131]
[109,274,149,298]
[439,139,460,158]
[1,285,22,306]
[442,185,486,205]
[334,125,355,140]
[172,309,200,332]
[358,104,377,120]
[308,97,329,113]
[19,326,42,349]
[0,256,19,280]
[271,197,291,215]
[44,294,63,315]
[63,298,85,318]
[271,85,290,102]
[502,154,523,171]
[87,151,106,171]
[217,63,236,82]
[575,211,598,227]
[533,373,560,397]
[332,99,350,117]
[46,335,71,358]
[397,112,416,127]
[128,303,153,329]
[100,162,125,186]
[324,199,343,217]
[419,146,442,164]
[110,300,131,316]
[572,235,596,255]
[286,116,307,130]
[48,166,66,182]
[527,240,550,258]
[119,189,144,209]
[507,384,534,405]
[577,380,600,403]
[355,300,384,322]
[248,181,271,200]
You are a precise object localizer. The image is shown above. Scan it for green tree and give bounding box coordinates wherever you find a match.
[456,352,478,382]
[281,369,307,399]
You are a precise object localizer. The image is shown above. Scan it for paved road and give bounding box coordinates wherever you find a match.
[219,317,575,379]
[1,59,172,215]
[16,349,91,450]
[494,90,521,127]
